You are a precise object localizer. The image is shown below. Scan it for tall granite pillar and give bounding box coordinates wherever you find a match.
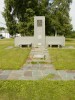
[34,16,45,47]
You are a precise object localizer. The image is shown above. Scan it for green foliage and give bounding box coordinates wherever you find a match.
[0,27,5,31]
[0,80,75,100]
[3,0,72,36]
[0,34,2,37]
[3,0,38,36]
[66,30,75,38]
[46,0,72,36]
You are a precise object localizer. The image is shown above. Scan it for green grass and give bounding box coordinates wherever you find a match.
[65,38,75,47]
[0,39,14,49]
[0,39,30,70]
[0,80,75,100]
[49,48,75,70]
[42,74,55,80]
[0,38,75,100]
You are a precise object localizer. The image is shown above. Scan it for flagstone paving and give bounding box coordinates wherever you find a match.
[0,47,75,80]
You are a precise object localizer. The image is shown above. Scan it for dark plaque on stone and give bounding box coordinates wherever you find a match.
[37,20,42,27]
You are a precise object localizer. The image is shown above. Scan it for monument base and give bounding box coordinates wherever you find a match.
[15,36,65,48]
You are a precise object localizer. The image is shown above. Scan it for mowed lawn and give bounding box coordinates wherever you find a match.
[0,80,75,100]
[0,39,30,70]
[49,48,75,70]
[65,38,75,47]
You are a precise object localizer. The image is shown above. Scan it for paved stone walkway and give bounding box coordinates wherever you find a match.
[0,47,75,80]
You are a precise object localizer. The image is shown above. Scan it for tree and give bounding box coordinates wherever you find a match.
[3,0,38,36]
[3,0,72,36]
[0,27,5,31]
[46,0,72,36]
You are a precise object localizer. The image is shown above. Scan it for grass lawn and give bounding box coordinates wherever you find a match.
[65,38,75,47]
[0,80,75,100]
[49,48,75,70]
[0,39,30,70]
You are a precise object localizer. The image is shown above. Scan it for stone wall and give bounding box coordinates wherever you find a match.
[15,36,65,47]
[46,36,65,47]
[15,37,34,46]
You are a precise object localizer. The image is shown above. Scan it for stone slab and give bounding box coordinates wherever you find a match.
[24,71,32,77]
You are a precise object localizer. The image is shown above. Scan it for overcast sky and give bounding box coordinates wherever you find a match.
[0,0,75,30]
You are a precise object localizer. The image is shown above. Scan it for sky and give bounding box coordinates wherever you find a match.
[0,0,75,30]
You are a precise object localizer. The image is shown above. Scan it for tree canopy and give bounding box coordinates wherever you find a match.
[3,0,72,36]
[0,27,5,31]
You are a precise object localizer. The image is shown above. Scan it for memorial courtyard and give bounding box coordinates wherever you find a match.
[0,38,75,100]
[0,38,75,80]
[0,0,75,99]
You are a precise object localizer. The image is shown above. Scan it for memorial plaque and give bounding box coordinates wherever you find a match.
[37,20,42,27]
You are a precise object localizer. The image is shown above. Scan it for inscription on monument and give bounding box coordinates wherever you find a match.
[37,20,42,27]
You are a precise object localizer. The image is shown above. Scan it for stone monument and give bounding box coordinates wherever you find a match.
[34,16,45,47]
[15,16,65,48]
